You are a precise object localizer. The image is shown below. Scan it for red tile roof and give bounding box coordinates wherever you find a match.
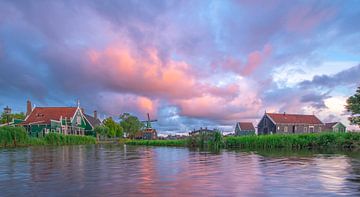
[267,113,323,124]
[22,107,78,125]
[238,122,255,131]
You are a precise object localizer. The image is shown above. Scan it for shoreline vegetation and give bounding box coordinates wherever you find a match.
[125,132,360,151]
[1,126,360,151]
[0,127,96,148]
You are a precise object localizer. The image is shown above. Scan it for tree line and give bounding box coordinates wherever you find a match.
[94,112,145,139]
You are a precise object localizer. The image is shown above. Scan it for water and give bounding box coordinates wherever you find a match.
[0,145,360,197]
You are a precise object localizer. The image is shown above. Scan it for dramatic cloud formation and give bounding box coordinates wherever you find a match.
[0,0,359,132]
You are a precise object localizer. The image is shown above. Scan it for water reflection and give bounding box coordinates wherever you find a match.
[0,145,360,196]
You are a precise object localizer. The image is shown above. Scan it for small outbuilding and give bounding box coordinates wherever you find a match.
[324,122,346,132]
[235,122,255,136]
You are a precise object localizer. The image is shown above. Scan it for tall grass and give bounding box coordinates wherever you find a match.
[0,126,29,147]
[125,132,360,151]
[0,126,96,148]
[126,132,224,149]
[224,132,360,150]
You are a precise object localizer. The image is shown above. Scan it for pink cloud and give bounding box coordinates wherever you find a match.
[286,6,336,33]
[87,46,202,100]
[220,44,272,76]
[241,44,272,76]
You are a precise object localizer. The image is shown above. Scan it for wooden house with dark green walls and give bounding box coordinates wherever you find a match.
[21,100,101,137]
[235,122,255,136]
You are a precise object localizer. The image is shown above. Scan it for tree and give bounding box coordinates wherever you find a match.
[103,117,124,138]
[0,112,26,124]
[346,86,360,127]
[94,125,109,140]
[119,113,144,139]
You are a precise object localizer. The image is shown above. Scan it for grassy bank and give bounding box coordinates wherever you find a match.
[224,132,360,150]
[0,126,96,148]
[125,132,360,151]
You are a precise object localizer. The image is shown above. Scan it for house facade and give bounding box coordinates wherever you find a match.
[257,113,323,135]
[235,122,255,136]
[324,122,346,132]
[20,100,100,137]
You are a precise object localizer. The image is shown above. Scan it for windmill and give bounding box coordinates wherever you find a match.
[142,113,157,129]
[140,113,158,140]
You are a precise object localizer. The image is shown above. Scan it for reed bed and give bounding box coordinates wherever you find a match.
[224,132,360,150]
[0,126,96,147]
[125,132,360,151]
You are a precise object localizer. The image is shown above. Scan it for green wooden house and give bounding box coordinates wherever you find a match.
[21,101,101,137]
[324,122,346,132]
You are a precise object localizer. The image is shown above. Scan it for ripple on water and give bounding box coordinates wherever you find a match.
[0,145,360,196]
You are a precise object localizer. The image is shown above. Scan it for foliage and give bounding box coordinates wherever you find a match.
[119,113,144,139]
[0,126,96,148]
[125,132,360,151]
[187,131,224,149]
[0,112,26,124]
[94,125,109,138]
[43,133,96,145]
[346,86,360,126]
[224,132,360,150]
[103,117,123,138]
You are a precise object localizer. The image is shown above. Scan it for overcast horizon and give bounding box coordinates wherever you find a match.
[0,0,359,134]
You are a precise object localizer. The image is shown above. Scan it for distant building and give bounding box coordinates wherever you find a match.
[324,122,346,132]
[135,128,157,140]
[189,127,220,136]
[20,100,100,137]
[257,112,323,135]
[235,122,255,136]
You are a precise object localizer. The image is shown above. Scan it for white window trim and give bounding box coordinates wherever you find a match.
[309,126,314,133]
[284,126,288,133]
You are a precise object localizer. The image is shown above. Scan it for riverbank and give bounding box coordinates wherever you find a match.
[0,127,96,148]
[125,132,360,151]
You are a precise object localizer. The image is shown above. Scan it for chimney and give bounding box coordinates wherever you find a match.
[283,112,286,116]
[94,110,98,119]
[26,99,32,116]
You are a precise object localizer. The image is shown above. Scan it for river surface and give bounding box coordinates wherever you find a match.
[0,145,360,196]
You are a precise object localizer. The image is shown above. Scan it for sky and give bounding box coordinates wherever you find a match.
[0,0,359,134]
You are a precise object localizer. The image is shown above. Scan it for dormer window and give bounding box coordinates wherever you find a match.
[76,116,81,125]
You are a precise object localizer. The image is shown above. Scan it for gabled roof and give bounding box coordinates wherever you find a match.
[266,113,323,124]
[324,122,337,130]
[324,122,345,130]
[22,107,78,125]
[237,122,255,131]
[84,114,102,128]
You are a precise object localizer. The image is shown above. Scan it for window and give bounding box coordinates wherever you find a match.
[304,127,308,133]
[264,118,267,126]
[77,116,81,125]
[319,127,322,132]
[284,126,288,133]
[277,126,280,130]
[309,126,314,133]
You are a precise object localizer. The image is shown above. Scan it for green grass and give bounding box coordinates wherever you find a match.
[0,126,96,148]
[125,132,360,151]
[224,132,360,150]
